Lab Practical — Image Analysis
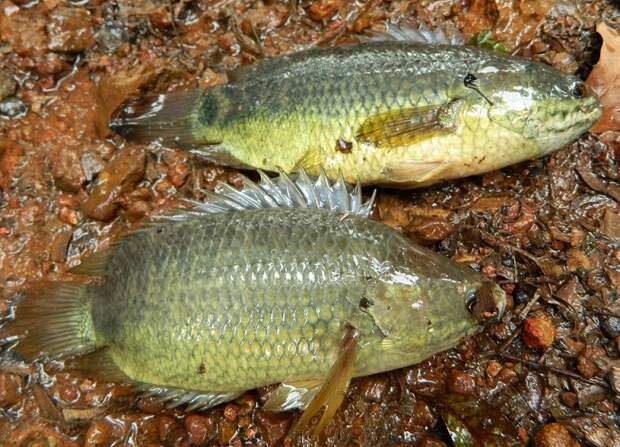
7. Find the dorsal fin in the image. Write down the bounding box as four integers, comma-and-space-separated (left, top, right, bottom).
360, 23, 464, 45
153, 169, 376, 223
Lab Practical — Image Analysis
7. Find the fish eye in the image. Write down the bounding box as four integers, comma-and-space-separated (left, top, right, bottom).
571, 82, 586, 98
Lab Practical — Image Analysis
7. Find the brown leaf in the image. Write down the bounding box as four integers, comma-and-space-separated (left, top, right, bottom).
94, 65, 161, 139
586, 23, 620, 133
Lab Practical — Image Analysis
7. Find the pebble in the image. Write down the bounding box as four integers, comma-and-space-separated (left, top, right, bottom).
600, 315, 620, 339
0, 373, 21, 407
49, 147, 85, 193
0, 71, 17, 102
81, 152, 105, 183
184, 414, 215, 445
47, 7, 95, 52
559, 391, 578, 408
59, 206, 80, 226
534, 423, 579, 447
95, 20, 128, 54
0, 97, 28, 119
35, 53, 70, 76
223, 403, 239, 422
447, 369, 476, 396
308, 0, 341, 21
167, 162, 191, 188
576, 346, 606, 379
0, 9, 48, 57
523, 316, 556, 349
254, 410, 292, 446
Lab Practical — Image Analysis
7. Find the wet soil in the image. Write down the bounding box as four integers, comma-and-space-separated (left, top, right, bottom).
1, 0, 619, 446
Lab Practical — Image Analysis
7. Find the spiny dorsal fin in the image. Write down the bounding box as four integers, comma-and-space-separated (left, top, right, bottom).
153, 168, 376, 223
360, 23, 464, 45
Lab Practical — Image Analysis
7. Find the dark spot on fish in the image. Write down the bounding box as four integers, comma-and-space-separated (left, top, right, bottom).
359, 296, 372, 310
336, 139, 353, 154
156, 226, 164, 234
427, 320, 432, 327
198, 94, 217, 125
478, 155, 487, 164
197, 363, 206, 374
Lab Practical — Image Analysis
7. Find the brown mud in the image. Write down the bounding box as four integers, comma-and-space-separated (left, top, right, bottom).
1, 0, 620, 446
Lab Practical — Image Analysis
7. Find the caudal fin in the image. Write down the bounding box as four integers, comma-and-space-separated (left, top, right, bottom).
109, 89, 204, 148
1, 283, 95, 361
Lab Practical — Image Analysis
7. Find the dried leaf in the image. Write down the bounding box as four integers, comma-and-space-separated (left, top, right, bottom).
586, 23, 620, 133
94, 65, 161, 138
601, 209, 620, 241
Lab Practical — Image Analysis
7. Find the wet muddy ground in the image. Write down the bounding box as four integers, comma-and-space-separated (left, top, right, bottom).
1, 0, 620, 445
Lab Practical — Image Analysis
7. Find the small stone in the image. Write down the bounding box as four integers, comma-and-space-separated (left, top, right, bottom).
601, 315, 620, 339
559, 391, 578, 408
486, 361, 502, 378
59, 206, 79, 226
0, 97, 28, 119
0, 9, 48, 57
254, 410, 292, 446
35, 53, 70, 76
223, 403, 239, 422
0, 373, 21, 407
167, 162, 190, 188
47, 7, 95, 53
81, 152, 105, 183
447, 369, 476, 396
185, 414, 215, 445
307, 0, 341, 21
534, 423, 579, 447
523, 316, 556, 349
576, 346, 607, 379
96, 19, 128, 54
49, 147, 85, 193
0, 71, 17, 102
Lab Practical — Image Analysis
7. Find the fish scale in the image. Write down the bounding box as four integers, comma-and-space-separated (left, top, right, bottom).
112, 38, 600, 187
2, 171, 507, 422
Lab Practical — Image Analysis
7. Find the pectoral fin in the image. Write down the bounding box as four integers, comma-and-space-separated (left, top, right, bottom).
384, 159, 454, 185
263, 379, 323, 412
355, 99, 463, 149
290, 325, 359, 437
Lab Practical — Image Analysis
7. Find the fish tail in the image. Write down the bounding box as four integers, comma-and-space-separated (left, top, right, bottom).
1, 283, 96, 361
109, 89, 208, 148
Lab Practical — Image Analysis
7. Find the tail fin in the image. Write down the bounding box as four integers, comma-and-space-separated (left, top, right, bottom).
1, 283, 95, 361
109, 89, 205, 148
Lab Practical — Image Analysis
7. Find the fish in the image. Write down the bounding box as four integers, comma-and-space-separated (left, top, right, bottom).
109, 26, 602, 188
1, 171, 506, 436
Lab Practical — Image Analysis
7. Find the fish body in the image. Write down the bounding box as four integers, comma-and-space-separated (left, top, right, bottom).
2, 173, 505, 421
113, 40, 601, 187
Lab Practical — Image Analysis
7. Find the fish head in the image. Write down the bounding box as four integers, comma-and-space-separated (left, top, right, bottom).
365, 255, 506, 354
467, 60, 601, 155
